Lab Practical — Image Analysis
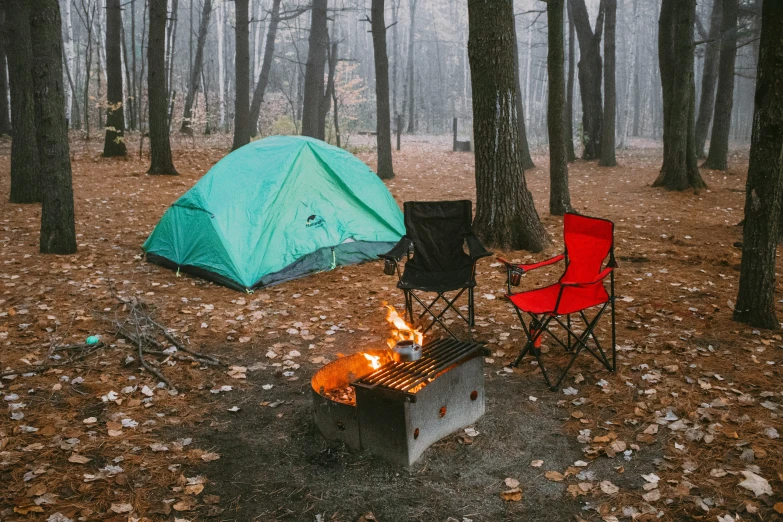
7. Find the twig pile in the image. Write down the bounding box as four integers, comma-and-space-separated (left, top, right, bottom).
99, 296, 222, 389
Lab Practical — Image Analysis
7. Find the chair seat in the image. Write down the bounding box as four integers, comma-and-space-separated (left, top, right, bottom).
398, 264, 476, 292
508, 282, 609, 315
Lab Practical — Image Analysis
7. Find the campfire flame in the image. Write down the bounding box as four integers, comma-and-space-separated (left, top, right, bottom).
385, 305, 424, 348
363, 353, 381, 370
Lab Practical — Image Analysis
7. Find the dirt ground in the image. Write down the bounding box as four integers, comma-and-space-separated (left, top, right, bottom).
0, 134, 781, 522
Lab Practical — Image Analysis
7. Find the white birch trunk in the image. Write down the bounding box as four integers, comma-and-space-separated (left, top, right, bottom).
619, 0, 638, 148
253, 1, 264, 81
524, 10, 533, 129
216, 0, 226, 126
63, 0, 76, 123
97, 0, 107, 83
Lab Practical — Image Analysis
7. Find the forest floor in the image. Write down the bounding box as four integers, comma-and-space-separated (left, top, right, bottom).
0, 134, 781, 522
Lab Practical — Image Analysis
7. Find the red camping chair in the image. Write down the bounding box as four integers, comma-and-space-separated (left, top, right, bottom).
500, 213, 617, 391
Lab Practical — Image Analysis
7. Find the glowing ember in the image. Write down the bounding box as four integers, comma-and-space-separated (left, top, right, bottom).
363, 353, 381, 370
385, 305, 424, 348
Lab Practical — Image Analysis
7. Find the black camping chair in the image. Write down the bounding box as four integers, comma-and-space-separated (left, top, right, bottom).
380, 200, 492, 338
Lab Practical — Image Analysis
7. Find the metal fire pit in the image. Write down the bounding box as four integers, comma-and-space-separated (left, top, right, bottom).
311, 338, 488, 467
311, 349, 394, 450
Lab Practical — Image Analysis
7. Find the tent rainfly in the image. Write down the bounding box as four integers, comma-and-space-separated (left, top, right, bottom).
143, 136, 405, 291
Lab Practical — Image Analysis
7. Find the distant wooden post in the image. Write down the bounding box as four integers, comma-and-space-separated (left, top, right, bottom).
396, 113, 402, 151
452, 117, 458, 152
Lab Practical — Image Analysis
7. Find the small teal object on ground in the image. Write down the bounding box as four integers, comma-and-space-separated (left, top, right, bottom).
86, 335, 100, 345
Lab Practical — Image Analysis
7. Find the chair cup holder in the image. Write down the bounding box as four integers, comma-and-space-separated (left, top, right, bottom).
510, 272, 522, 286
383, 259, 397, 276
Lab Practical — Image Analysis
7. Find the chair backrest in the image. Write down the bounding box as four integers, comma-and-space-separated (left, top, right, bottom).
561, 213, 614, 283
404, 200, 473, 272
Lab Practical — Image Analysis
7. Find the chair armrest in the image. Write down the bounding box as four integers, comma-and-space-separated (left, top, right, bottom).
378, 237, 412, 262
498, 253, 565, 273
561, 267, 614, 287
466, 235, 493, 260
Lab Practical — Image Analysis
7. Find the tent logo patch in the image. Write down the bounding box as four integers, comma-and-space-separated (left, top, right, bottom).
306, 214, 325, 228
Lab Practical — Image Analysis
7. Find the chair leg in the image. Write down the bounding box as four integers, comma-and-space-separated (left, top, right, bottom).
468, 286, 475, 327
610, 294, 617, 372
566, 314, 572, 352
405, 290, 413, 324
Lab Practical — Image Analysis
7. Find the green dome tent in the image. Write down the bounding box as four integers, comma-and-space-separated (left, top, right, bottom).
143, 136, 404, 291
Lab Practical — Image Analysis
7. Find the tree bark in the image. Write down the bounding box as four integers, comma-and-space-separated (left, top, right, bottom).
180, 0, 212, 135
62, 0, 76, 127
547, 0, 572, 215
512, 15, 535, 170
320, 38, 337, 140
467, 0, 549, 252
653, 0, 706, 191
147, 0, 177, 174
0, 11, 11, 135
4, 0, 40, 203
30, 0, 77, 254
371, 0, 394, 180
249, 0, 281, 137
694, 0, 722, 157
599, 0, 616, 166
565, 3, 576, 162
568, 0, 603, 160
405, 0, 417, 133
103, 0, 127, 157
216, 1, 226, 127
301, 0, 328, 139
391, 0, 399, 117
619, 0, 638, 149
704, 0, 738, 171
734, 0, 783, 329
232, 0, 250, 150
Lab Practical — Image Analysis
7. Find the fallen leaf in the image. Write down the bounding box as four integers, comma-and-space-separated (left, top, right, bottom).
599, 481, 619, 495
738, 470, 772, 497
110, 503, 133, 514
504, 477, 520, 488
545, 471, 564, 482
500, 487, 522, 502
68, 454, 91, 464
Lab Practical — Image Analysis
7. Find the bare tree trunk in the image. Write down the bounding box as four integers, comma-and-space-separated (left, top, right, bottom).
148, 0, 177, 174
301, 0, 327, 139
512, 14, 535, 170
121, 20, 135, 131
405, 0, 417, 133
249, 0, 283, 137
181, 0, 212, 135
83, 2, 96, 139
0, 11, 10, 135
467, 0, 549, 252
103, 0, 127, 157
216, 1, 226, 128
30, 0, 77, 254
371, 0, 394, 179
565, 2, 576, 161
62, 0, 76, 127
232, 0, 250, 150
5, 0, 40, 203
734, 0, 783, 329
547, 0, 572, 215
568, 0, 604, 160
694, 0, 722, 157
599, 0, 616, 166
653, 0, 706, 190
705, 0, 738, 171
319, 35, 336, 139
619, 0, 638, 149
391, 0, 399, 117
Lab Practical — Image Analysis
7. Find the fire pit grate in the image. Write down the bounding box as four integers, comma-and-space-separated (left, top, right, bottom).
352, 338, 488, 401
